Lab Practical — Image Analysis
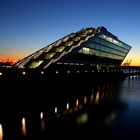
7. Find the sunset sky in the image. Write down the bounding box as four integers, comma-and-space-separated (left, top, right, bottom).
0, 0, 140, 65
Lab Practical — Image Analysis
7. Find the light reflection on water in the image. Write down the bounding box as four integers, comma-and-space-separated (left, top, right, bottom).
1, 75, 140, 139
108, 75, 140, 139
121, 75, 140, 99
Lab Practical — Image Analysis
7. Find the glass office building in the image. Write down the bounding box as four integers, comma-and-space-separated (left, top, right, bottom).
14, 26, 132, 69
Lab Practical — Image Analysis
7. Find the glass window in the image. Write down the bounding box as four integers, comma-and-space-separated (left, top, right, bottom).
98, 34, 131, 50
44, 53, 55, 59
73, 37, 81, 42
29, 60, 43, 68
85, 29, 94, 34
64, 41, 73, 46
79, 33, 87, 37
85, 41, 126, 57
79, 47, 95, 55
79, 47, 124, 60
94, 50, 124, 60
89, 49, 95, 55
55, 46, 65, 52
83, 47, 90, 54
89, 37, 128, 54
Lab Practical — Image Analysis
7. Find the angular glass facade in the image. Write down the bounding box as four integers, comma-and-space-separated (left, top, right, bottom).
14, 27, 132, 69
77, 27, 131, 65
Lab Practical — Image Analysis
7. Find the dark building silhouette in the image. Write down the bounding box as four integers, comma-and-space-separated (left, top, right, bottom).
14, 27, 131, 70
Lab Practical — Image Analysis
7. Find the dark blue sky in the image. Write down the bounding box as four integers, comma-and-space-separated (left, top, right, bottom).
0, 0, 140, 65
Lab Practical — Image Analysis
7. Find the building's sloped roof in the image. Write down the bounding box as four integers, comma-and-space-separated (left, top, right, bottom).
14, 28, 98, 69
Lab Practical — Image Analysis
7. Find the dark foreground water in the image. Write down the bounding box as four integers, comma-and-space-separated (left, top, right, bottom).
0, 75, 140, 140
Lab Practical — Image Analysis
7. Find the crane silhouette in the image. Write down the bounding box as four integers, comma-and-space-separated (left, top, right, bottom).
123, 59, 132, 66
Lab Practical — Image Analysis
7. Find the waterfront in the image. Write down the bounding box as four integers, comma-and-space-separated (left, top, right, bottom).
0, 75, 140, 139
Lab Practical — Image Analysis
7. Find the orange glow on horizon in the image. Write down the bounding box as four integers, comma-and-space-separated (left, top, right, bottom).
1, 57, 140, 66
0, 58, 19, 64
122, 53, 140, 66
0, 51, 140, 66
0, 55, 25, 64
0, 51, 30, 64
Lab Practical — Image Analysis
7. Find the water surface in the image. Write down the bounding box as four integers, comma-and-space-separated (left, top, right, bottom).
1, 75, 140, 139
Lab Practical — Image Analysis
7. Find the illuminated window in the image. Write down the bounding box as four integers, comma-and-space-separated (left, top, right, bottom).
64, 63, 68, 65
79, 49, 83, 53
29, 60, 43, 68
79, 47, 94, 55
94, 50, 123, 60
85, 29, 93, 34
98, 34, 127, 50
44, 53, 55, 59
73, 37, 81, 42
89, 49, 95, 55
83, 47, 90, 54
55, 46, 65, 52
57, 62, 62, 64
64, 41, 73, 46
79, 33, 87, 37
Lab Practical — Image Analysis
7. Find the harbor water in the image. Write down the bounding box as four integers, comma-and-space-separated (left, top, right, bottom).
0, 75, 140, 139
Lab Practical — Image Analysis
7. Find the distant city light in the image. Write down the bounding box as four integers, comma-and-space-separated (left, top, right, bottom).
67, 70, 70, 74
41, 71, 44, 74
40, 112, 44, 119
22, 71, 26, 75
66, 103, 69, 110
55, 107, 58, 114
84, 96, 87, 104
76, 99, 79, 107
